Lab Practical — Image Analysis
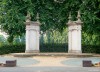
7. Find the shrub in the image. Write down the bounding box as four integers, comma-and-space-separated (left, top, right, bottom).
82, 45, 100, 53
0, 44, 100, 55
0, 44, 25, 55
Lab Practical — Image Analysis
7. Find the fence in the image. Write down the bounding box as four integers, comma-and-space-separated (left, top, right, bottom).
40, 29, 68, 52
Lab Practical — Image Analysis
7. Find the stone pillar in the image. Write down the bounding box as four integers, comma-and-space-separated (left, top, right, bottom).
25, 12, 40, 53
67, 11, 83, 53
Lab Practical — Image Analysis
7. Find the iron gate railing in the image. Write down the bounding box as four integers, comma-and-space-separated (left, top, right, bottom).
40, 30, 68, 52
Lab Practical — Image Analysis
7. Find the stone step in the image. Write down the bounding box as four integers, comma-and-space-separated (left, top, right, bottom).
11, 53, 93, 58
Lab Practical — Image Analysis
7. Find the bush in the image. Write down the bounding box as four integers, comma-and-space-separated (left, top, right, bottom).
0, 44, 100, 55
82, 45, 100, 53
0, 44, 25, 55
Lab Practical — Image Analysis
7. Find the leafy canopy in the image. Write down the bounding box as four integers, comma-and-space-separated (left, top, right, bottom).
0, 0, 100, 35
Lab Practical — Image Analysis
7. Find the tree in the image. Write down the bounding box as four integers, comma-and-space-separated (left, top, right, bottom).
0, 35, 7, 46
0, 0, 100, 44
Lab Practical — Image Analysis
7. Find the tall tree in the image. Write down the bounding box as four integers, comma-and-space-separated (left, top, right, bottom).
0, 0, 100, 43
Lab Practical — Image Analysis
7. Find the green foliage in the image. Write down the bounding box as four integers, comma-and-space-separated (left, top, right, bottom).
0, 44, 100, 55
0, 0, 100, 45
40, 29, 68, 44
0, 44, 25, 55
0, 0, 26, 36
82, 45, 100, 53
0, 35, 7, 46
78, 0, 100, 35
13, 35, 25, 45
13, 36, 21, 45
82, 32, 100, 45
7, 35, 14, 44
40, 29, 68, 52
0, 0, 100, 35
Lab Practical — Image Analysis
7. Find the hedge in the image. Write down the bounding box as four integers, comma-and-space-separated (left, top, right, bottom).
82, 45, 100, 53
0, 44, 25, 55
0, 44, 100, 55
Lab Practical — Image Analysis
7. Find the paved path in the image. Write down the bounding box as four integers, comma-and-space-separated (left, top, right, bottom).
30, 56, 67, 67
1, 56, 100, 67
1, 55, 100, 72
0, 67, 100, 72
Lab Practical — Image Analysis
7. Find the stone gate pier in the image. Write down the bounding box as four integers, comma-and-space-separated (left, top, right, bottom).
67, 11, 83, 53
25, 13, 40, 53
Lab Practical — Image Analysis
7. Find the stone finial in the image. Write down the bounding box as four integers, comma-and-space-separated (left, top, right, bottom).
77, 10, 81, 22
68, 12, 72, 24
68, 12, 71, 20
26, 11, 31, 22
36, 13, 39, 22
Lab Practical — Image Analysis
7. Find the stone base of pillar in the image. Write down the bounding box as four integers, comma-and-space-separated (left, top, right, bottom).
68, 50, 82, 53
25, 50, 39, 53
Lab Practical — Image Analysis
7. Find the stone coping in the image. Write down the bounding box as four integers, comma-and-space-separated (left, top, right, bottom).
10, 53, 96, 58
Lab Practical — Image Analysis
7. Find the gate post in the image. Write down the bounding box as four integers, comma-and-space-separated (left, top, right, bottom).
67, 11, 83, 53
25, 12, 40, 53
